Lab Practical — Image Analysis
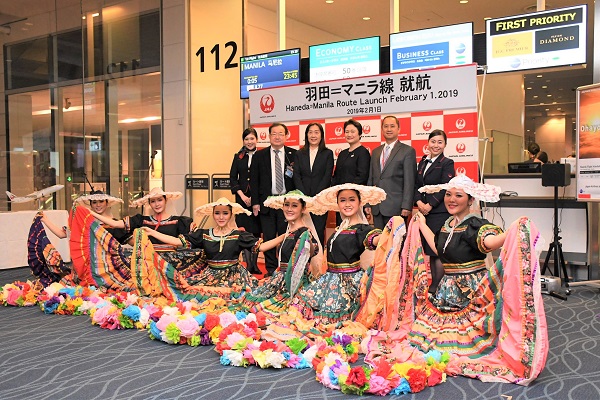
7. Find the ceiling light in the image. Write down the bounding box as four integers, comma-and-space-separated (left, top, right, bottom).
541, 85, 547, 89
82, 16, 86, 20
526, 87, 532, 90
533, 95, 538, 98
537, 75, 543, 78
557, 107, 561, 110
553, 102, 557, 104
92, 12, 99, 17
484, 17, 491, 20
546, 94, 552, 97
325, 0, 334, 3
545, 108, 550, 111
460, 0, 468, 3
362, 17, 371, 20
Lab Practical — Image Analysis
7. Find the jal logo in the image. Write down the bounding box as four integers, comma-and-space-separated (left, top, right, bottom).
456, 143, 466, 153
260, 94, 275, 113
260, 131, 267, 140
422, 144, 430, 154
335, 148, 342, 156
455, 118, 466, 130
363, 125, 371, 134
422, 121, 432, 131
334, 127, 343, 136
456, 166, 467, 175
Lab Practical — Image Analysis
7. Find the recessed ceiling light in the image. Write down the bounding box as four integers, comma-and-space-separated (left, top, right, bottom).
92, 12, 99, 17
545, 108, 550, 111
547, 94, 552, 97
533, 95, 538, 98
537, 75, 543, 78
82, 16, 86, 20
541, 85, 548, 89
325, 0, 334, 3
553, 102, 557, 104
557, 107, 561, 110
484, 17, 491, 20
460, 0, 469, 3
526, 87, 532, 90
362, 16, 371, 20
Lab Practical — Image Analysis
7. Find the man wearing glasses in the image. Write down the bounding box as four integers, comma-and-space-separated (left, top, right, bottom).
250, 123, 297, 276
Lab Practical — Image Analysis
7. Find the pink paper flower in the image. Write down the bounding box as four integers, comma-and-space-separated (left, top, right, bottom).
176, 317, 200, 338
156, 314, 178, 331
219, 312, 237, 328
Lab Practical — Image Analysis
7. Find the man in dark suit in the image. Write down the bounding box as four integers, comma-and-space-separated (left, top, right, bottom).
250, 122, 297, 275
365, 115, 417, 230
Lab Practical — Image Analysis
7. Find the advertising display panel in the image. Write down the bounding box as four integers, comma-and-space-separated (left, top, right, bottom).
576, 83, 600, 201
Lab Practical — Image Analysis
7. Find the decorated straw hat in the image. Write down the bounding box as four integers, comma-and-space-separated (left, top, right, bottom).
194, 197, 251, 216
131, 187, 183, 207
315, 183, 386, 211
75, 190, 124, 207
263, 190, 326, 215
419, 174, 501, 203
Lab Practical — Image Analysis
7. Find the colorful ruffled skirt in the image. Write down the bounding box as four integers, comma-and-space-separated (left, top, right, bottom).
361, 216, 548, 385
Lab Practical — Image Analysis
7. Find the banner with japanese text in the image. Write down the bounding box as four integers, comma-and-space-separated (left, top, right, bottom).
249, 64, 480, 181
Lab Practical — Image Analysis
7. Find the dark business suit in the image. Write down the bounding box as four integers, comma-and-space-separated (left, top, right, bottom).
230, 149, 261, 236
293, 147, 334, 245
414, 154, 455, 255
368, 141, 417, 229
250, 145, 297, 273
331, 145, 371, 186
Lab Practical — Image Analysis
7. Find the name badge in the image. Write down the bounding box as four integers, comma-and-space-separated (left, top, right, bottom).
285, 165, 293, 178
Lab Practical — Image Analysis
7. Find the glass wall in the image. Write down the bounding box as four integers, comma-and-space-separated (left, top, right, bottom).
3, 0, 160, 215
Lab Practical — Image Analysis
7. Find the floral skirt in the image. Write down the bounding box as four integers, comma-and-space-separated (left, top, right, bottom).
182, 263, 258, 303
28, 214, 73, 287
242, 269, 309, 317
290, 270, 364, 326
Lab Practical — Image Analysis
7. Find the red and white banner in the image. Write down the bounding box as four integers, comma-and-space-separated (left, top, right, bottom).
250, 65, 479, 181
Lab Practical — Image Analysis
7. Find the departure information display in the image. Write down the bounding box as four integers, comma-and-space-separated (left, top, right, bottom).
240, 48, 300, 99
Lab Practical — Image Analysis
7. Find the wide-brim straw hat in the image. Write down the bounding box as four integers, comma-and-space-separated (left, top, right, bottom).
75, 192, 123, 207
419, 174, 501, 203
131, 187, 183, 207
194, 197, 251, 216
263, 190, 327, 215
315, 183, 386, 211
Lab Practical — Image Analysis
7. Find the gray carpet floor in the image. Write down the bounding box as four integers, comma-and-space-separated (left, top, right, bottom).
1, 266, 599, 400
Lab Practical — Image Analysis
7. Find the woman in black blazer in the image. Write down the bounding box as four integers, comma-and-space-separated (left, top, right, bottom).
293, 122, 334, 245
230, 128, 261, 272
331, 119, 371, 186
414, 129, 455, 294
331, 119, 371, 225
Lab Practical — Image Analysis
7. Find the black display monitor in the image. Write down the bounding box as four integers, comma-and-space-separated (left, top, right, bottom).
508, 162, 542, 173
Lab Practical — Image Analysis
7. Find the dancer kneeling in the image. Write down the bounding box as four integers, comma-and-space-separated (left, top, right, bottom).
290, 184, 385, 326
143, 197, 285, 302
363, 174, 548, 385
243, 190, 323, 317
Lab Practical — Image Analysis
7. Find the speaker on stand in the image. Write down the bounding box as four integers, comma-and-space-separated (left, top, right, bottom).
540, 162, 571, 300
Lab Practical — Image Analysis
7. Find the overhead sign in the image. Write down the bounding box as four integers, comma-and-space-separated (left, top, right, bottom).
486, 5, 587, 73
390, 22, 473, 72
309, 36, 380, 82
240, 48, 300, 99
249, 64, 477, 123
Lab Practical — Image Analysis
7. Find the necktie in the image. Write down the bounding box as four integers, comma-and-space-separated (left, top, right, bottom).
423, 158, 432, 174
381, 145, 390, 169
274, 149, 284, 194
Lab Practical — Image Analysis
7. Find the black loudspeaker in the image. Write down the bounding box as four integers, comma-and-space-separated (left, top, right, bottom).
542, 162, 571, 187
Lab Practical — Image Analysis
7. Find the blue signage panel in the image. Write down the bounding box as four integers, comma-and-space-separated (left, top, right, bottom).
240, 49, 300, 99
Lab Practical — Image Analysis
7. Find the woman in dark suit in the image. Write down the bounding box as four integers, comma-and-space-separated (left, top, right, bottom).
331, 119, 371, 225
293, 122, 334, 245
230, 127, 261, 272
414, 129, 455, 294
